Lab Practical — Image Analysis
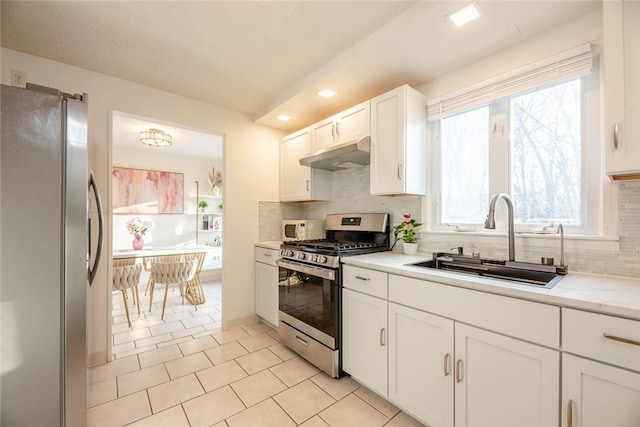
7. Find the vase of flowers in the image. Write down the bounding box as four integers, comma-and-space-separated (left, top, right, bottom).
126, 217, 154, 250
394, 214, 423, 255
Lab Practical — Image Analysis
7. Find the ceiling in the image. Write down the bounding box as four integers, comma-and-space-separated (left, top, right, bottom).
2, 1, 601, 135
111, 111, 223, 160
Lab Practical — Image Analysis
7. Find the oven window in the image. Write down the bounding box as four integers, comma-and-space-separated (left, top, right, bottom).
278, 268, 338, 339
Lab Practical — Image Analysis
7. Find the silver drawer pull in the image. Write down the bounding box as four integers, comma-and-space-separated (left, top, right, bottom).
455, 359, 463, 383
444, 353, 451, 377
380, 328, 386, 346
355, 276, 371, 281
295, 336, 309, 347
613, 122, 619, 150
263, 253, 273, 257
603, 333, 640, 347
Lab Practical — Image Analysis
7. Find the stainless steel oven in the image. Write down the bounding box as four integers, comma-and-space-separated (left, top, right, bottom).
277, 213, 390, 378
278, 258, 340, 377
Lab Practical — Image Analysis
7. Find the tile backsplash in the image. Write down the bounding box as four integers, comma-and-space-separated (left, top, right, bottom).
259, 170, 640, 279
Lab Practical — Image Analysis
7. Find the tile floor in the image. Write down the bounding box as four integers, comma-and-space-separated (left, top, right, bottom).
87, 278, 426, 427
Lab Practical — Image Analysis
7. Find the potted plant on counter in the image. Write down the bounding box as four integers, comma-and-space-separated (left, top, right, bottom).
198, 200, 209, 213
395, 213, 423, 255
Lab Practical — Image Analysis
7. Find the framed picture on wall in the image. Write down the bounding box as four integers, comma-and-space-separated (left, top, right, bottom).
112, 166, 184, 214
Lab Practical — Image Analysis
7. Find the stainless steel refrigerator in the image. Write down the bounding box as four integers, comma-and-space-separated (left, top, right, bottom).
1, 83, 104, 426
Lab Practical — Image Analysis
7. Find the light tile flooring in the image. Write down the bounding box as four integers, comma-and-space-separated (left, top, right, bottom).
88, 278, 426, 427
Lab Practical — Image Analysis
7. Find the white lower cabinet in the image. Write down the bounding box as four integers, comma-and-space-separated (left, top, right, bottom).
343, 266, 562, 427
342, 288, 388, 397
454, 323, 559, 427
388, 302, 454, 426
255, 247, 279, 326
562, 354, 640, 427
561, 308, 640, 427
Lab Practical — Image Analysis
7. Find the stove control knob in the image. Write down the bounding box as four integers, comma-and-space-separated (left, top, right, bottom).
317, 255, 327, 264
281, 249, 293, 257
297, 252, 306, 260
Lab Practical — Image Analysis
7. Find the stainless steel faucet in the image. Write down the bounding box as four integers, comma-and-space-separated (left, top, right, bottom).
485, 193, 516, 262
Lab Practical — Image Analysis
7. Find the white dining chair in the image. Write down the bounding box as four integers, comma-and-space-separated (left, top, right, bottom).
112, 263, 143, 328
148, 258, 198, 320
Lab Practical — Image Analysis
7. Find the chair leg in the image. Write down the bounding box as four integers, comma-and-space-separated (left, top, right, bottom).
144, 276, 152, 296
121, 290, 131, 328
148, 279, 155, 313
161, 283, 170, 320
133, 286, 140, 316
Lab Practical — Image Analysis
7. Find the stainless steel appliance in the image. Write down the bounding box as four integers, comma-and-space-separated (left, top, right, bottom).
282, 219, 325, 242
277, 213, 390, 378
1, 84, 104, 426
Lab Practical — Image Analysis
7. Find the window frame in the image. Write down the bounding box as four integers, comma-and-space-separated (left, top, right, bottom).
428, 61, 601, 236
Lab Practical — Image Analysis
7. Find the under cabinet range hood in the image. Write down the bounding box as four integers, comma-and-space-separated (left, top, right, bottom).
299, 136, 370, 171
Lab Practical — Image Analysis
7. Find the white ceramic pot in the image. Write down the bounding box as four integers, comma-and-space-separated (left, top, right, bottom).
403, 242, 418, 255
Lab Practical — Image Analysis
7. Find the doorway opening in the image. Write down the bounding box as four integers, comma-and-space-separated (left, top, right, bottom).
108, 110, 224, 360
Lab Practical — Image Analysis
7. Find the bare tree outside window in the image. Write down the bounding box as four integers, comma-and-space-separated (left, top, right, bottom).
510, 79, 581, 224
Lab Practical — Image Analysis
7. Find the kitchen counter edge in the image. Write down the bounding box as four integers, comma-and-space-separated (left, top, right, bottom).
255, 241, 281, 251
341, 252, 640, 321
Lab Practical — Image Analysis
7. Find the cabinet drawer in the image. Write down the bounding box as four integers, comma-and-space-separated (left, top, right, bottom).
255, 246, 279, 267
563, 308, 640, 372
389, 274, 559, 348
343, 265, 387, 298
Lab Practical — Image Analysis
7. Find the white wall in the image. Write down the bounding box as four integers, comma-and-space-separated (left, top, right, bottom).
1, 48, 284, 365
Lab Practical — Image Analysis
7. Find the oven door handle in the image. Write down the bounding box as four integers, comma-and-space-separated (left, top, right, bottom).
276, 259, 336, 281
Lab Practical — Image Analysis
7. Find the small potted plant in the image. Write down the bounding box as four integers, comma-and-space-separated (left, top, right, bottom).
395, 213, 423, 255
198, 200, 209, 213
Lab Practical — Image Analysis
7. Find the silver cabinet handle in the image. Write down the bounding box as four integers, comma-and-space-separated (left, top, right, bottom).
455, 359, 463, 383
336, 121, 341, 137
603, 333, 640, 347
263, 253, 273, 257
306, 180, 310, 191
397, 164, 403, 180
355, 275, 371, 281
567, 399, 573, 427
613, 122, 619, 150
295, 336, 309, 347
444, 353, 451, 377
331, 123, 335, 137
380, 328, 386, 346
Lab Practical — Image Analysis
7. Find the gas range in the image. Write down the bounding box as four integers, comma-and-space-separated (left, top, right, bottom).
279, 213, 391, 269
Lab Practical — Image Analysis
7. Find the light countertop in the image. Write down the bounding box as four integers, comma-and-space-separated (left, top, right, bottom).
342, 252, 640, 321
255, 241, 281, 250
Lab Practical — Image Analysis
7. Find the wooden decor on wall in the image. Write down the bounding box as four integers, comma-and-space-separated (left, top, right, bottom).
112, 167, 184, 214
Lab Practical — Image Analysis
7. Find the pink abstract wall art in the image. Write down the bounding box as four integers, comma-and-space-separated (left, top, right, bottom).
112, 167, 184, 214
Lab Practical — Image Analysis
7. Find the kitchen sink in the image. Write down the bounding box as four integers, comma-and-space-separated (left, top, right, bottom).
407, 254, 566, 288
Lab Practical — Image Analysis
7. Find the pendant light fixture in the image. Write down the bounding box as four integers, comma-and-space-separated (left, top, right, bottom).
139, 128, 172, 147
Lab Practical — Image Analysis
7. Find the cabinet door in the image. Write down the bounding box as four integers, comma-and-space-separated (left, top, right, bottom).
388, 303, 454, 427
336, 100, 370, 144
562, 354, 640, 427
605, 0, 640, 178
310, 117, 336, 152
454, 324, 559, 427
280, 128, 312, 201
370, 86, 407, 195
342, 288, 388, 397
255, 261, 278, 326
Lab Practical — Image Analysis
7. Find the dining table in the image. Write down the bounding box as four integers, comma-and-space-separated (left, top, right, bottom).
113, 247, 209, 305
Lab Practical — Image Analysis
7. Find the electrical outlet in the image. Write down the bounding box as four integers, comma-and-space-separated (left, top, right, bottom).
11, 70, 27, 88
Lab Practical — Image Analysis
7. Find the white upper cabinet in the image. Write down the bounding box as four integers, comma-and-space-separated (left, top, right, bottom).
310, 100, 370, 152
604, 0, 640, 179
370, 85, 427, 195
279, 127, 333, 202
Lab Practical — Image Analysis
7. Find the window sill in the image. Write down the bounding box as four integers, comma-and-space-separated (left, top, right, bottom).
420, 230, 620, 252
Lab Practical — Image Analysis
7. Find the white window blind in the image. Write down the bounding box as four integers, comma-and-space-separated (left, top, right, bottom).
427, 43, 593, 121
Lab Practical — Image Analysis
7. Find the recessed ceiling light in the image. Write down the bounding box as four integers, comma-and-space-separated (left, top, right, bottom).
277, 114, 291, 121
448, 1, 481, 28
318, 88, 336, 98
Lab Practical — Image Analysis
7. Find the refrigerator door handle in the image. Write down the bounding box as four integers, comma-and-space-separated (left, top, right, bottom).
88, 171, 104, 285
